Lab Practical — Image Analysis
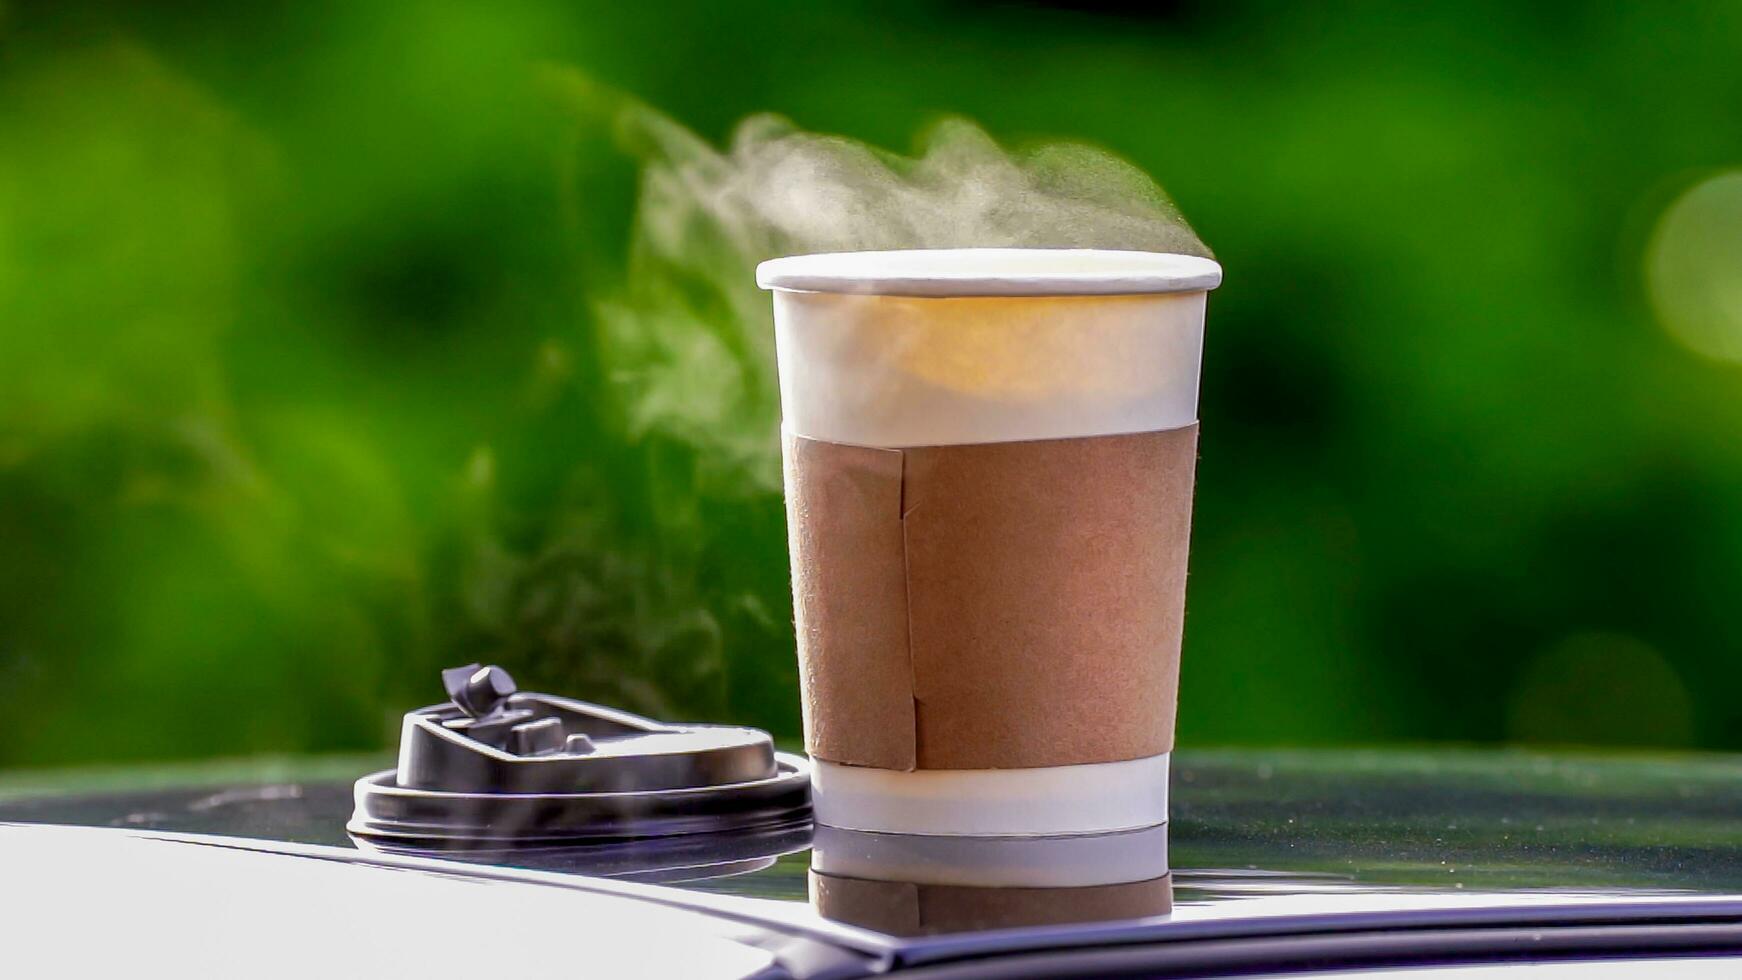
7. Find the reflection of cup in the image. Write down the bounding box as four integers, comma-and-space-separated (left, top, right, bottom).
809, 824, 1173, 935
759, 249, 1221, 836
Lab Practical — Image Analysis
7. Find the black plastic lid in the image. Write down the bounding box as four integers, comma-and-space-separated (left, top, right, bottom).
348, 665, 810, 848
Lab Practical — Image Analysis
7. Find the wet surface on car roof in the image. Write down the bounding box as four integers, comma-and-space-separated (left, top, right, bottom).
6, 747, 1742, 933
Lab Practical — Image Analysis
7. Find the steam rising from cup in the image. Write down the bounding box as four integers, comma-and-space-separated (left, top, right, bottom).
550, 68, 1213, 486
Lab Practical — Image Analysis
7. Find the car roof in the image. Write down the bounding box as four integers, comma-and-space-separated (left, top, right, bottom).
8, 747, 1742, 976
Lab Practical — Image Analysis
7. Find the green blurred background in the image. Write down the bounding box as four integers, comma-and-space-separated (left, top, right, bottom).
4, 0, 1742, 769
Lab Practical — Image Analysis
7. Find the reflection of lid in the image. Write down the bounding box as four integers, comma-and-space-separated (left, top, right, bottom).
348, 665, 810, 848
353, 824, 814, 885
756, 248, 1223, 297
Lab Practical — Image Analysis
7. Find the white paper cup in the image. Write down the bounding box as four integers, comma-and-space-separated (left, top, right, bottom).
759, 248, 1220, 836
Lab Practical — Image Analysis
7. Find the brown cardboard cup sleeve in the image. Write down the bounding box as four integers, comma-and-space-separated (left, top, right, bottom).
783, 424, 1198, 772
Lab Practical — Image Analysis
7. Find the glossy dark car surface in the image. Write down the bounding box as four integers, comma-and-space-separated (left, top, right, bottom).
7, 748, 1742, 976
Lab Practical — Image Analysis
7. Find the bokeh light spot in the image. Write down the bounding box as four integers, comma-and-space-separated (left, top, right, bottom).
1646, 171, 1742, 363
1505, 633, 1693, 747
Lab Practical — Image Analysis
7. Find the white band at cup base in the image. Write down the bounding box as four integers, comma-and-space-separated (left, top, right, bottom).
810, 753, 1170, 837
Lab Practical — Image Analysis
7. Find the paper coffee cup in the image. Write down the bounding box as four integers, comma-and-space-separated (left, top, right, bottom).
759, 248, 1221, 836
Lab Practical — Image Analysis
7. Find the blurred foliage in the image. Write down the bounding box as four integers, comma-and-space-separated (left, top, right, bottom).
4, 0, 1742, 766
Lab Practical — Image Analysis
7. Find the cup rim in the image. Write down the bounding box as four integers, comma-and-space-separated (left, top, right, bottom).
756, 248, 1222, 298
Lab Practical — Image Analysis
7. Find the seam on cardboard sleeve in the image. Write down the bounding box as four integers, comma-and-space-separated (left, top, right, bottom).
899, 448, 922, 771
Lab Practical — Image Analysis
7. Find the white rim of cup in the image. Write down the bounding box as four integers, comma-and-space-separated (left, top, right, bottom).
756, 248, 1223, 297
